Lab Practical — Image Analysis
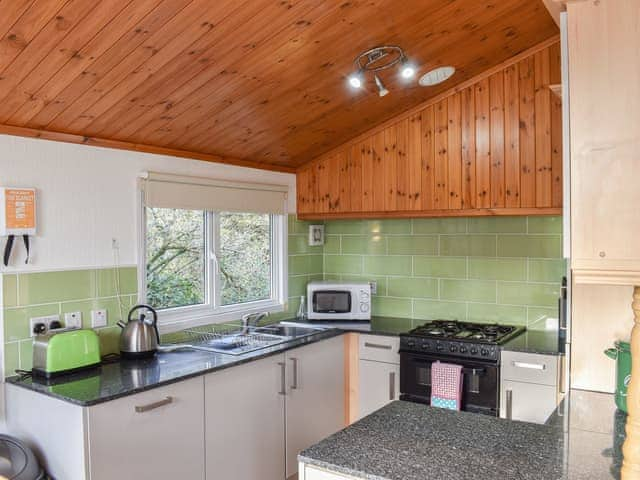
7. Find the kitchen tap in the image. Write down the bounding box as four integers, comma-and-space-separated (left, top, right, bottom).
241, 312, 269, 333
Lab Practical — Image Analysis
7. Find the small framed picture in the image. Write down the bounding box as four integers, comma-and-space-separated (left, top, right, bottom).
308, 225, 324, 246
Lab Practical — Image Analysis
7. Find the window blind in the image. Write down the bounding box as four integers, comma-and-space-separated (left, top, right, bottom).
142, 172, 288, 214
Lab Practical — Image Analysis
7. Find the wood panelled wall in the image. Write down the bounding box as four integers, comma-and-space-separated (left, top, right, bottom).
297, 40, 562, 219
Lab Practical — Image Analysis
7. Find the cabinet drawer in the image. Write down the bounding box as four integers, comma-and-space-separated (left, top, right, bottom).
358, 335, 400, 363
501, 351, 558, 386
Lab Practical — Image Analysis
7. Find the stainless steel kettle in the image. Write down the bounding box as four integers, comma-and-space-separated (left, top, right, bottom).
117, 304, 160, 359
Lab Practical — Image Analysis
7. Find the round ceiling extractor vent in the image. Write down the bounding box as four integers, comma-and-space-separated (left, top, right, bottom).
419, 66, 455, 87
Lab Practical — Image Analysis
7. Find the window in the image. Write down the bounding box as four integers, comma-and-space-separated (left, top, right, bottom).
139, 173, 288, 329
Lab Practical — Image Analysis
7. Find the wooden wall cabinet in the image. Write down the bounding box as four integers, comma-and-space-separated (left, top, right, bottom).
567, 0, 640, 285
297, 40, 563, 220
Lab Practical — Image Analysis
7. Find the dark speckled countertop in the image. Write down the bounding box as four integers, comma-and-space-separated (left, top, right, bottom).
6, 328, 342, 406
300, 390, 625, 480
5, 316, 561, 406
502, 328, 563, 356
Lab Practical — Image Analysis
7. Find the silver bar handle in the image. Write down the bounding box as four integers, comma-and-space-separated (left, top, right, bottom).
364, 342, 392, 350
278, 362, 286, 395
290, 357, 299, 390
135, 396, 173, 413
512, 361, 546, 370
506, 389, 513, 420
389, 371, 395, 400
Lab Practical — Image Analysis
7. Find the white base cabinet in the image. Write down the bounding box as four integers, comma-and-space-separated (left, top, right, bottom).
6, 336, 345, 480
357, 335, 400, 420
500, 351, 561, 424
205, 354, 285, 480
6, 377, 205, 480
358, 360, 399, 419
87, 377, 205, 480
286, 335, 345, 477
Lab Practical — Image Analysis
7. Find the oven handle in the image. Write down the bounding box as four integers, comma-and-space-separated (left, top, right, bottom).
405, 356, 491, 375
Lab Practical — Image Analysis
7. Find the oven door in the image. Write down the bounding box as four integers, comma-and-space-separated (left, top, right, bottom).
399, 352, 499, 415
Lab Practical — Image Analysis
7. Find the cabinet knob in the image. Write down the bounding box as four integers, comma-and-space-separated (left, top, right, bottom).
599, 251, 606, 258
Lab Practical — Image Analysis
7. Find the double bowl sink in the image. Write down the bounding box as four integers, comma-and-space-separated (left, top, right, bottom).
165, 322, 328, 356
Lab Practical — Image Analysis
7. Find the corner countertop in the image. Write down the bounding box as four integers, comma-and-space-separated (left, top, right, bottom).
6, 328, 343, 407
300, 390, 625, 480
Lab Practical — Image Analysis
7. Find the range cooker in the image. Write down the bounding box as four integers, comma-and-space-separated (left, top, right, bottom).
399, 320, 525, 416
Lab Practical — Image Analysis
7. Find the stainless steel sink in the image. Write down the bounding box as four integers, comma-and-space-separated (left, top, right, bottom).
159, 322, 327, 356
254, 323, 325, 338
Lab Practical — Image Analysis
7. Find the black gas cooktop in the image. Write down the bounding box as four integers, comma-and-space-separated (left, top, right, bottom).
399, 320, 525, 362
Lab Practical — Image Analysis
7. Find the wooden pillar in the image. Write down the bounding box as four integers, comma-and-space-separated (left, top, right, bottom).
622, 286, 640, 478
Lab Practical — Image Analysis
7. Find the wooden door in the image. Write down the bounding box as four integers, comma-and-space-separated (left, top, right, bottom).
285, 336, 345, 477
205, 354, 286, 480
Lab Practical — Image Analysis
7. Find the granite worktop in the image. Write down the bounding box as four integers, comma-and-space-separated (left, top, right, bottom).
502, 328, 563, 356
299, 390, 624, 480
6, 316, 561, 407
6, 327, 342, 406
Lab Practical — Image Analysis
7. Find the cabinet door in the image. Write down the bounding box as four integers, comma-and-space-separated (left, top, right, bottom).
358, 360, 399, 419
205, 354, 285, 480
568, 0, 640, 274
500, 380, 557, 424
286, 336, 345, 477
87, 377, 205, 480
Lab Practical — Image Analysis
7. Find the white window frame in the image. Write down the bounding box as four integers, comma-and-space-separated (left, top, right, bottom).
137, 190, 287, 332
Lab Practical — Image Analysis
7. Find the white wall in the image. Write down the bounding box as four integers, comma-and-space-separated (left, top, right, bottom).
0, 134, 296, 273
0, 134, 296, 431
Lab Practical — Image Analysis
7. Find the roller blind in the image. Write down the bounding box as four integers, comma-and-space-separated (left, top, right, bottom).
142, 172, 288, 214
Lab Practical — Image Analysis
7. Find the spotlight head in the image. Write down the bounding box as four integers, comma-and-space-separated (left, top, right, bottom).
400, 59, 416, 79
348, 71, 364, 89
374, 74, 389, 97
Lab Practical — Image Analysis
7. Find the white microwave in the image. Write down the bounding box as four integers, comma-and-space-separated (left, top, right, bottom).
307, 281, 371, 320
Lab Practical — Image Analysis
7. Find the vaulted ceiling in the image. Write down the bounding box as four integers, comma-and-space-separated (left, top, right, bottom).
0, 0, 558, 171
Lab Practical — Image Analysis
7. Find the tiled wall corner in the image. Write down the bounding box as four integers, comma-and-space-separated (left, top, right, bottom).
3, 267, 138, 374
323, 216, 565, 330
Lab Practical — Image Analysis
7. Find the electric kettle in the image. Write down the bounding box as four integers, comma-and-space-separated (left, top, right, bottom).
117, 304, 160, 359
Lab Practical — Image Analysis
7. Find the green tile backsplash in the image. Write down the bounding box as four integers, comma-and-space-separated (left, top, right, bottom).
2, 215, 563, 377
321, 215, 565, 330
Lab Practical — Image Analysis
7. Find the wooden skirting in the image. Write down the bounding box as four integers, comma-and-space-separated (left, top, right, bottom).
299, 207, 562, 221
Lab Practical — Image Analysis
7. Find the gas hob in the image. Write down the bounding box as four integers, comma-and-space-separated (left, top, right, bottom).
399, 320, 525, 362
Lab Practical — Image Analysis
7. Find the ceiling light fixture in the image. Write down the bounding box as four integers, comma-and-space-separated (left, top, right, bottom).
374, 74, 389, 97
419, 66, 456, 87
347, 45, 417, 95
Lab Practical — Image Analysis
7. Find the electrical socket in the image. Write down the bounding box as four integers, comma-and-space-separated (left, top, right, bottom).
91, 309, 107, 328
369, 281, 377, 295
30, 314, 61, 337
64, 311, 82, 329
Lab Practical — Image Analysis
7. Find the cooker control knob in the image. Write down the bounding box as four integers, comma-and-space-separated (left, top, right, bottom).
480, 348, 489, 356
422, 342, 430, 349
436, 343, 444, 352
459, 346, 467, 353
470, 347, 478, 355
407, 341, 416, 347
449, 345, 457, 353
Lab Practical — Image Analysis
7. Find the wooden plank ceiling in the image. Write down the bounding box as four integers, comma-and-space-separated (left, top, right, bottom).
0, 0, 558, 171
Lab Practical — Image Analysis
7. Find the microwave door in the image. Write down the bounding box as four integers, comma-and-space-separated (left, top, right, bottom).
313, 290, 352, 314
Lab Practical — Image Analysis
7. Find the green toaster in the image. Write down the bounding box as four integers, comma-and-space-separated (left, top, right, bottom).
32, 329, 101, 378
